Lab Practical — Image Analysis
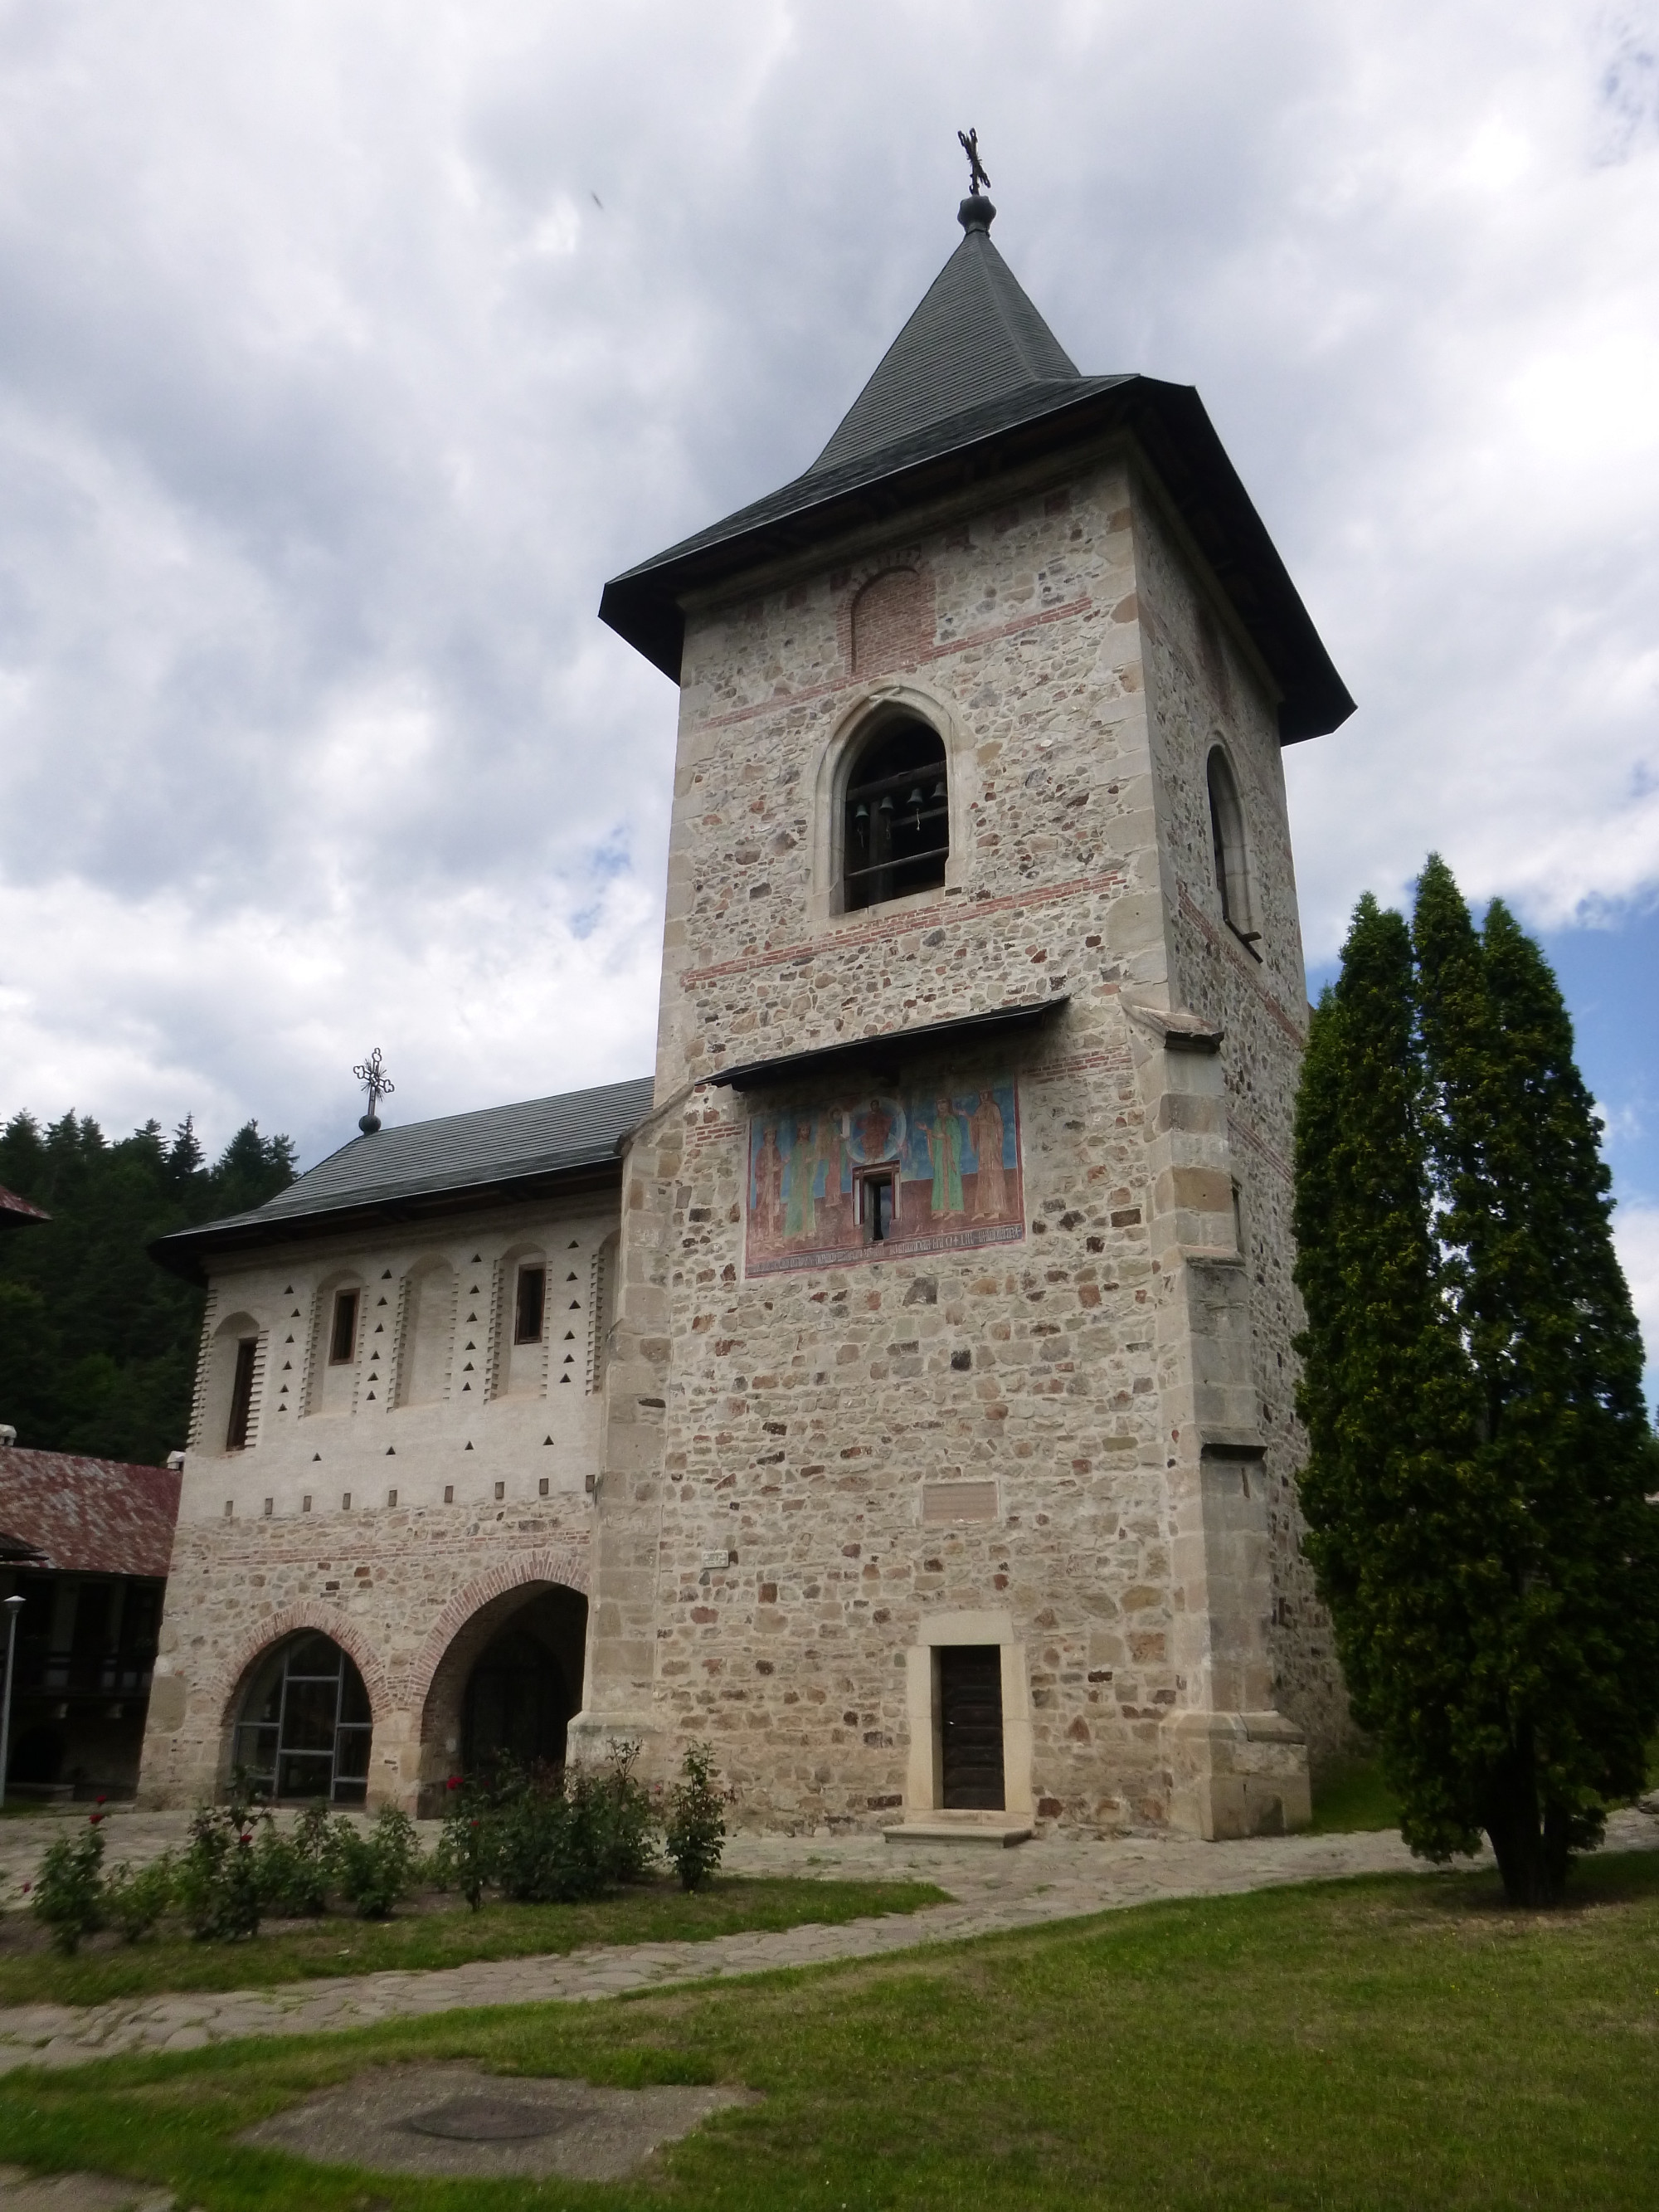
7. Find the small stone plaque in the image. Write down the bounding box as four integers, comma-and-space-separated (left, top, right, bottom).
922, 1480, 998, 1525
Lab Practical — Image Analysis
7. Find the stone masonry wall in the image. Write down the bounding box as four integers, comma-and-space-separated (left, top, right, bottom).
582, 436, 1328, 1834
1134, 487, 1352, 1764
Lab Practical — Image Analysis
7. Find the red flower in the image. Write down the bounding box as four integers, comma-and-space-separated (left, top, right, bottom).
447, 1774, 463, 1791
89, 1813, 103, 1827
95, 1794, 107, 1805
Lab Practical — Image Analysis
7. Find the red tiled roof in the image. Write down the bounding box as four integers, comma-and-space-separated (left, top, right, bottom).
0, 1184, 50, 1230
0, 1448, 181, 1577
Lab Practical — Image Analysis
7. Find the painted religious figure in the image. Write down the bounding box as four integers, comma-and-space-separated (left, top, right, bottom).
746, 1076, 1023, 1275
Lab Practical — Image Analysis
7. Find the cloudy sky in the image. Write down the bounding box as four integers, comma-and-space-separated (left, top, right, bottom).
1, 0, 1656, 1386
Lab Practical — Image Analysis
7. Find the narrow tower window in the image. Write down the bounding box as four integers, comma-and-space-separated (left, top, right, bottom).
514, 1264, 547, 1345
842, 719, 948, 911
225, 1338, 258, 1451
328, 1289, 359, 1365
1206, 747, 1258, 952
858, 1168, 898, 1245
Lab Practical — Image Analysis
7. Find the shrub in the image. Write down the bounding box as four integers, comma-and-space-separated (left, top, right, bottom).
431, 1775, 494, 1911
493, 1767, 606, 1904
585, 1741, 658, 1885
331, 1805, 421, 1919
255, 1800, 333, 1917
664, 1742, 727, 1893
31, 1813, 108, 1954
429, 1747, 659, 1909
105, 1851, 175, 1942
178, 1799, 262, 1942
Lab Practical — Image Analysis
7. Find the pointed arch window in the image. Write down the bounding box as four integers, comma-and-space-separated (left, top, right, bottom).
842, 719, 948, 911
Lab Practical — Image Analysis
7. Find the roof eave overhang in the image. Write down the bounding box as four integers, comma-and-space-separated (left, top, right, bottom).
600, 377, 1355, 745
148, 1152, 628, 1288
711, 994, 1068, 1096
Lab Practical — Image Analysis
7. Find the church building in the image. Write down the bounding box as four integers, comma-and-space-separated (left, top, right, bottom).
144, 173, 1355, 1839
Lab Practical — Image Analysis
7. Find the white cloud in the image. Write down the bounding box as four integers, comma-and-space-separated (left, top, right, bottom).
0, 0, 1656, 1167
0, 865, 661, 1167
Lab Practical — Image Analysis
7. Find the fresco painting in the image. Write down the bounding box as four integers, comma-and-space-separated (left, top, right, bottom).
745, 1077, 1024, 1275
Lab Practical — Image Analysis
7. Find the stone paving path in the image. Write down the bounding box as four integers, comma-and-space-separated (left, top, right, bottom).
0, 1805, 1653, 2077
0, 2167, 173, 2212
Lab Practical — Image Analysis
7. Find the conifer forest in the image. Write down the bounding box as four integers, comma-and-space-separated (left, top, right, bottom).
0, 1112, 295, 1467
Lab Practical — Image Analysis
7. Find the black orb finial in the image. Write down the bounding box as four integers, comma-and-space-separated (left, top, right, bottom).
956, 126, 995, 234
353, 1046, 395, 1136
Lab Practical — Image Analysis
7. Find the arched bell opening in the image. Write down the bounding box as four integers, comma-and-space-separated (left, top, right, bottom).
229, 1630, 373, 1805
416, 1581, 587, 1811
840, 717, 949, 911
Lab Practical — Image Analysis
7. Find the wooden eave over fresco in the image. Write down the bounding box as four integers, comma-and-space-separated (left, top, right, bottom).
712, 995, 1068, 1097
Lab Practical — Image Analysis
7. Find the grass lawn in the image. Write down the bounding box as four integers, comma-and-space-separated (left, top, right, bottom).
0, 1876, 949, 2008
1308, 1756, 1402, 1834
1, 1849, 1655, 2210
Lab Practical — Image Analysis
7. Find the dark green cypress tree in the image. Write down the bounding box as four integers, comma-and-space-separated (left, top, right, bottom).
1292, 894, 1490, 1866
1297, 860, 1659, 1907
1412, 857, 1659, 1903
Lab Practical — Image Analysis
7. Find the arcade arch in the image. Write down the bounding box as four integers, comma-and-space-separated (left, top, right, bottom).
229, 1630, 373, 1805
415, 1579, 587, 1811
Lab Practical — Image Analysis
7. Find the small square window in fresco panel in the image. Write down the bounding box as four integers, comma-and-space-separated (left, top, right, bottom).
746, 1077, 1024, 1275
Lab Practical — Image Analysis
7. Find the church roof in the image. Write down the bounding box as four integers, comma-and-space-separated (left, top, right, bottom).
600, 197, 1353, 744
0, 1445, 181, 1577
150, 1076, 655, 1284
0, 1182, 50, 1233
807, 202, 1080, 474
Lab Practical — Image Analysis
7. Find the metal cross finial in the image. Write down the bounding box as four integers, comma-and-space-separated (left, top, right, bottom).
353, 1047, 395, 1135
957, 128, 990, 197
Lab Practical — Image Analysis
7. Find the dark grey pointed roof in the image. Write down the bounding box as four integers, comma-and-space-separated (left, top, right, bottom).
150, 1076, 654, 1283
600, 196, 1355, 744
810, 208, 1079, 475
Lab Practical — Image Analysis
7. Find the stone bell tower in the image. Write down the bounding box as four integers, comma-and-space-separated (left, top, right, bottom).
572, 172, 1355, 1838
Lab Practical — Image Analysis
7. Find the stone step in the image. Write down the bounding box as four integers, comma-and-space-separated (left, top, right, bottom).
882, 1817, 1033, 1848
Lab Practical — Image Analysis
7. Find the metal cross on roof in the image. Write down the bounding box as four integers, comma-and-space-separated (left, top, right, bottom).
353, 1047, 395, 1134
957, 127, 990, 197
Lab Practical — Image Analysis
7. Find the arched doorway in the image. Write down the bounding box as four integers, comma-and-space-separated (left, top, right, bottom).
461, 1587, 587, 1776
231, 1631, 372, 1804
415, 1579, 588, 1807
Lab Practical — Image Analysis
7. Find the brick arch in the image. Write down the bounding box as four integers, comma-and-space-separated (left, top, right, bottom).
845, 562, 935, 677
216, 1604, 394, 1727
401, 1543, 589, 1717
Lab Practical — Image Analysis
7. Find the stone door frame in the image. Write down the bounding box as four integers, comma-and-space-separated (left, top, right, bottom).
902, 1610, 1034, 1820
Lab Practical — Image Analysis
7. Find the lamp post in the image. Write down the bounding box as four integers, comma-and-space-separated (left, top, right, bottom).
0, 1592, 25, 1811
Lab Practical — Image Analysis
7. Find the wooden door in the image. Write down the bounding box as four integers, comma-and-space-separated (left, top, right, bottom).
938, 1644, 1005, 1810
